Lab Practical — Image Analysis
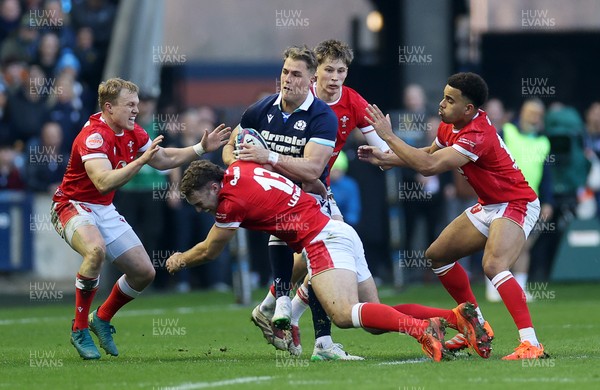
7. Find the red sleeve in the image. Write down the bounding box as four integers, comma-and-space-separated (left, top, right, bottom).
79, 127, 112, 162
434, 123, 448, 149
352, 91, 372, 131
452, 126, 488, 162
215, 194, 246, 229
134, 125, 151, 152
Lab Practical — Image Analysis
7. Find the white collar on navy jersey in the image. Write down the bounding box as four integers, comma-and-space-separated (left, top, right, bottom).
272, 90, 314, 112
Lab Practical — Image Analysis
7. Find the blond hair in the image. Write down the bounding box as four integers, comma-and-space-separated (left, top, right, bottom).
98, 78, 139, 111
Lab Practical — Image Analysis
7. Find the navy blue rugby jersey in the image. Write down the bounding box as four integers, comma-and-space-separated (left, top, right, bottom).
240, 92, 337, 185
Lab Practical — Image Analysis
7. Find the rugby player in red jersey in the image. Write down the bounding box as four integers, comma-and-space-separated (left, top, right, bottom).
166, 160, 490, 362
51, 78, 230, 359
359, 72, 548, 360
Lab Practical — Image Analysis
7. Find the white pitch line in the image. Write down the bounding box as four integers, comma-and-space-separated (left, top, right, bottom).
0, 304, 240, 326
169, 376, 272, 389
379, 357, 430, 365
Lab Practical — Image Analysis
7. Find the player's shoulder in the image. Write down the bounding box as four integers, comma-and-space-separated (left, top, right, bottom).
342, 85, 365, 100
437, 121, 452, 134
468, 110, 495, 133
131, 123, 149, 138
81, 113, 112, 135
75, 113, 113, 148
342, 85, 369, 110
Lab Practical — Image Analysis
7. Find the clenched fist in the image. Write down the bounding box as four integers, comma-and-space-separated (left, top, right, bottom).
166, 252, 186, 274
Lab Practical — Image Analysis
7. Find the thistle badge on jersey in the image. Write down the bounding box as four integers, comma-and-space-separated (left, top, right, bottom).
293, 120, 307, 131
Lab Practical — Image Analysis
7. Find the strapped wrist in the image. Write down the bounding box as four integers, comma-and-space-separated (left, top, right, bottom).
268, 151, 279, 166
193, 143, 205, 157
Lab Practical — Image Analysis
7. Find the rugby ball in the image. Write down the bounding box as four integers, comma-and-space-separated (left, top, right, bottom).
235, 128, 269, 150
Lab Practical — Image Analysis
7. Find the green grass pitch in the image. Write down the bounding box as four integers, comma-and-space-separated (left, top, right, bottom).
1, 283, 599, 389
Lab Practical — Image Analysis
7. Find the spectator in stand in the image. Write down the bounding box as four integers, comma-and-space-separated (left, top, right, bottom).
73, 26, 101, 107
71, 0, 117, 60
1, 58, 27, 94
25, 120, 68, 193
48, 71, 88, 152
7, 64, 50, 147
22, 0, 43, 13
483, 98, 510, 133
0, 81, 10, 146
31, 32, 61, 78
0, 0, 21, 43
0, 140, 25, 190
402, 116, 451, 284
39, 0, 76, 49
0, 15, 40, 64
530, 106, 590, 281
396, 84, 430, 146
584, 102, 600, 218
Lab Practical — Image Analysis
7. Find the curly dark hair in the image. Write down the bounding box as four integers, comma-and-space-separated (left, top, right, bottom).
314, 39, 354, 67
447, 72, 489, 108
180, 160, 225, 198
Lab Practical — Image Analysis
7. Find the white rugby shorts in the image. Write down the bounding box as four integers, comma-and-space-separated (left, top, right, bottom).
303, 219, 372, 282
51, 200, 141, 261
465, 198, 540, 239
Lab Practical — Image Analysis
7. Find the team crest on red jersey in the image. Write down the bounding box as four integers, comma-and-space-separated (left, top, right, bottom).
340, 115, 349, 128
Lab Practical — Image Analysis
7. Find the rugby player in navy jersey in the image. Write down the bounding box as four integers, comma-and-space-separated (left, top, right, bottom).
222, 45, 362, 359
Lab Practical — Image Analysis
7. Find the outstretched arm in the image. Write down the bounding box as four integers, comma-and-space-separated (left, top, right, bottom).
363, 104, 468, 176
166, 225, 237, 274
148, 124, 231, 170
358, 140, 440, 170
